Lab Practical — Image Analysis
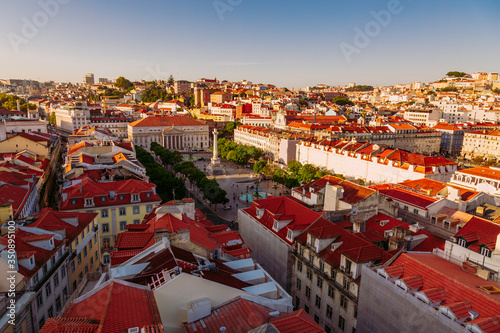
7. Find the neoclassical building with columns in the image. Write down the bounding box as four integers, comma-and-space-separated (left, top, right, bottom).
127, 115, 209, 150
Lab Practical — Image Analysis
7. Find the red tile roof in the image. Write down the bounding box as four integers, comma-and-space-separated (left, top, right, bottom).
129, 115, 206, 127
454, 216, 500, 253
269, 309, 324, 333
388, 253, 500, 319
114, 232, 155, 250
243, 196, 323, 245
371, 185, 438, 209
53, 280, 163, 333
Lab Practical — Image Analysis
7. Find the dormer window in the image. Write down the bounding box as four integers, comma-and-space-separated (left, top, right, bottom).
145, 192, 151, 198
481, 247, 491, 258
287, 229, 293, 241
458, 238, 467, 247
70, 198, 77, 205
132, 194, 140, 202
273, 220, 278, 231
101, 196, 106, 202
118, 194, 124, 201
84, 198, 94, 207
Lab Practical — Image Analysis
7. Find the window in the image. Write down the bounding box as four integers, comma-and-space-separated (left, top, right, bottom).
295, 296, 300, 308
307, 269, 312, 280
320, 261, 324, 272
55, 296, 61, 311
325, 325, 331, 333
94, 234, 97, 244
338, 315, 345, 331
77, 253, 82, 265
305, 286, 311, 299
71, 261, 76, 273
133, 206, 140, 214
133, 219, 140, 224
297, 261, 303, 272
352, 328, 356, 333
70, 198, 77, 205
48, 306, 53, 318
345, 259, 352, 274
403, 205, 408, 211
343, 277, 350, 291
89, 240, 92, 250
103, 254, 110, 264
481, 247, 491, 257
458, 238, 467, 247
304, 305, 309, 314
309, 253, 314, 263
413, 208, 418, 214
299, 246, 304, 256
85, 198, 94, 206
102, 224, 109, 233
314, 314, 320, 323
119, 207, 126, 216
83, 246, 87, 258
75, 237, 79, 247
315, 295, 321, 308
132, 194, 140, 202
296, 278, 302, 290
39, 317, 45, 330
53, 273, 59, 288
118, 194, 124, 201
101, 196, 106, 202
43, 264, 47, 275
340, 295, 347, 309
326, 305, 333, 319
45, 283, 51, 297
36, 292, 43, 308
328, 285, 334, 298
101, 209, 108, 218
63, 287, 68, 298
79, 272, 83, 280
146, 204, 153, 213
120, 221, 127, 230
146, 192, 151, 198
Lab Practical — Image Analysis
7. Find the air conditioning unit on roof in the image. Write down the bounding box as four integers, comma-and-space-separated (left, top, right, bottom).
128, 328, 139, 333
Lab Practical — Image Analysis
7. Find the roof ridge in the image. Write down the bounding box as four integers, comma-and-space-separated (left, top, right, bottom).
97, 281, 115, 332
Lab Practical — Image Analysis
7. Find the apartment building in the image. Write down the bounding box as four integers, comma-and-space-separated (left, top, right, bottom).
27, 208, 100, 293
292, 218, 390, 333
59, 175, 161, 264
403, 107, 441, 126
461, 129, 500, 161
52, 102, 91, 133
296, 139, 457, 184
0, 226, 69, 331
174, 80, 192, 94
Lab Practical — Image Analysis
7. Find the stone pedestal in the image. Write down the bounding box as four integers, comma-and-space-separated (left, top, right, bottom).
207, 128, 225, 175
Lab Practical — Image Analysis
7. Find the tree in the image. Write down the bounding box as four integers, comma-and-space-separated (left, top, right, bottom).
115, 76, 134, 90
272, 169, 287, 184
446, 71, 467, 78
298, 164, 318, 183
48, 112, 56, 124
332, 96, 354, 106
345, 85, 374, 92
287, 160, 302, 174
225, 121, 242, 133
168, 75, 175, 86
253, 161, 267, 174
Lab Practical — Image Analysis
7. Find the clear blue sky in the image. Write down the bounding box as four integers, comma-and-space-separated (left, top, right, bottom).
1, 0, 499, 88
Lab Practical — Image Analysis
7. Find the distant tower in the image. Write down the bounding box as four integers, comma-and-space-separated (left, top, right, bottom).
83, 73, 95, 85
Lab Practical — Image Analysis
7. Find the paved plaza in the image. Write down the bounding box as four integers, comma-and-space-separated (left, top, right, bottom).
183, 152, 291, 225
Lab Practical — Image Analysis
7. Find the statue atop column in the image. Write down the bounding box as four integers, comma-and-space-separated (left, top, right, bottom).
211, 128, 220, 165
207, 128, 224, 175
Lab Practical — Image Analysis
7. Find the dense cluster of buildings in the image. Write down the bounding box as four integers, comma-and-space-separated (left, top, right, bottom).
1, 71, 500, 332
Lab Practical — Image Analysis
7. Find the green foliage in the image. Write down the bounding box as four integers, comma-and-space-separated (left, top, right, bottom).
0, 93, 35, 112
446, 71, 467, 77
298, 164, 319, 183
253, 161, 267, 174
492, 88, 500, 95
438, 86, 458, 92
168, 75, 175, 86
287, 160, 302, 174
486, 159, 497, 166
115, 76, 134, 90
100, 88, 124, 98
472, 156, 484, 165
298, 100, 309, 107
151, 142, 182, 166
141, 83, 170, 102
135, 145, 186, 202
345, 85, 374, 92
48, 112, 56, 124
225, 121, 242, 133
217, 138, 262, 165
272, 169, 288, 184
332, 96, 354, 106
